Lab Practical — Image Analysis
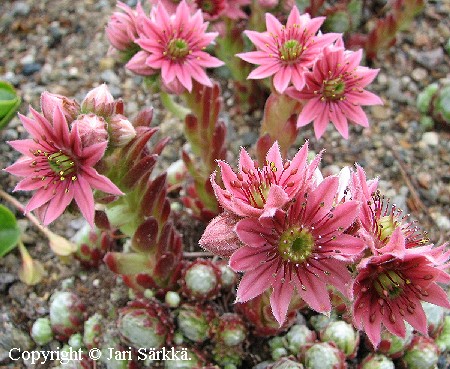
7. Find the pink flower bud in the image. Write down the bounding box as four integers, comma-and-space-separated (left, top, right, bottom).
109, 114, 136, 147
40, 92, 80, 123
71, 114, 108, 148
106, 1, 142, 52
81, 84, 115, 117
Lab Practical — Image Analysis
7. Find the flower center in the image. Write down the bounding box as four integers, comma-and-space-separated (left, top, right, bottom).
279, 39, 304, 63
322, 77, 346, 100
47, 151, 76, 180
166, 38, 190, 60
196, 0, 224, 15
377, 215, 399, 242
374, 270, 409, 300
278, 227, 314, 263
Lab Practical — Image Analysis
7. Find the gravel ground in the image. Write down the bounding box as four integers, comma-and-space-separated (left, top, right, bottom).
0, 0, 449, 368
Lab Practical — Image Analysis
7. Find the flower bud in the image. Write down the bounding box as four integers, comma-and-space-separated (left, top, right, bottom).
359, 354, 395, 369
81, 84, 115, 117
165, 291, 181, 308
106, 2, 141, 53
49, 291, 86, 341
400, 336, 439, 369
74, 223, 112, 269
214, 313, 247, 347
118, 299, 173, 350
302, 342, 346, 369
40, 92, 80, 123
83, 313, 103, 350
181, 259, 221, 301
258, 0, 279, 9
286, 324, 316, 355
177, 303, 217, 343
109, 114, 136, 147
31, 317, 53, 345
71, 114, 108, 148
320, 321, 359, 358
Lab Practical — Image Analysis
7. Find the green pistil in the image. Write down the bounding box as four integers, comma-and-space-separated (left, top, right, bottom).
278, 227, 314, 263
377, 215, 399, 242
375, 270, 409, 299
199, 0, 214, 13
47, 152, 75, 180
322, 77, 346, 100
166, 38, 190, 60
279, 39, 303, 63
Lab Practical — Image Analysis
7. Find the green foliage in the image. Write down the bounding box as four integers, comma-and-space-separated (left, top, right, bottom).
0, 81, 21, 129
0, 205, 21, 257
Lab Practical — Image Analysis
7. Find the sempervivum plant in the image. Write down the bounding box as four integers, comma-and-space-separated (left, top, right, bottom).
399, 336, 440, 369
359, 354, 395, 369
213, 313, 247, 347
49, 291, 86, 341
73, 223, 114, 268
83, 313, 103, 350
300, 342, 346, 369
320, 321, 359, 358
176, 303, 217, 343
286, 324, 316, 356
180, 259, 221, 301
374, 324, 413, 359
118, 299, 173, 350
268, 357, 304, 369
31, 317, 53, 346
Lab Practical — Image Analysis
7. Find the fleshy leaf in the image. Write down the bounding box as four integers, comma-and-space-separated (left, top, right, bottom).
0, 205, 21, 257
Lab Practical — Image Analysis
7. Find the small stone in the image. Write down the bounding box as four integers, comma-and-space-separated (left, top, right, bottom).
417, 172, 432, 189
411, 68, 427, 81
22, 63, 42, 76
421, 132, 439, 146
371, 105, 390, 120
99, 58, 115, 71
412, 48, 445, 69
100, 69, 120, 85
0, 273, 17, 294
433, 214, 450, 231
12, 1, 31, 16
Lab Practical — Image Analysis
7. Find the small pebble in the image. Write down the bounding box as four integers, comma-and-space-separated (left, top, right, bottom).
12, 1, 31, 16
411, 68, 427, 81
22, 63, 42, 76
417, 172, 432, 189
421, 132, 439, 147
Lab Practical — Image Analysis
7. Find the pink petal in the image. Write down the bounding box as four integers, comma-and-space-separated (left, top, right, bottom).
265, 141, 283, 172
51, 106, 71, 149
41, 184, 74, 225
296, 270, 331, 313
236, 264, 275, 303
403, 303, 427, 335
263, 185, 290, 213
238, 147, 255, 175
229, 244, 272, 271
420, 283, 450, 309
265, 13, 282, 37
244, 30, 272, 51
81, 167, 123, 195
4, 158, 34, 176
235, 218, 274, 247
273, 66, 292, 93
26, 188, 57, 212
347, 90, 383, 106
297, 98, 323, 127
73, 175, 95, 227
312, 105, 330, 138
217, 160, 239, 193
340, 101, 369, 127
82, 142, 107, 166
329, 105, 349, 138
316, 200, 359, 236
236, 51, 274, 65
248, 62, 281, 80
270, 281, 294, 325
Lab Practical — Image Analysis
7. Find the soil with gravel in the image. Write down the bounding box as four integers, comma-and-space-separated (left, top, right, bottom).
0, 1, 449, 368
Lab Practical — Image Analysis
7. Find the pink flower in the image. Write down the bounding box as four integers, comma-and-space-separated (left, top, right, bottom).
211, 141, 319, 218
237, 6, 339, 93
353, 228, 450, 348
4, 106, 123, 227
222, 0, 250, 20
130, 0, 224, 92
106, 1, 143, 53
349, 165, 427, 255
230, 175, 365, 324
288, 45, 383, 138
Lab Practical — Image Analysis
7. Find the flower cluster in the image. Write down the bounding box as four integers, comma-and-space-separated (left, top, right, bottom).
107, 0, 224, 93
4, 85, 132, 227
237, 6, 383, 138
201, 143, 450, 347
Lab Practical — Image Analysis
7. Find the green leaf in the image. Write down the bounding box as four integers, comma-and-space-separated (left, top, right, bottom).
0, 205, 21, 257
0, 81, 21, 130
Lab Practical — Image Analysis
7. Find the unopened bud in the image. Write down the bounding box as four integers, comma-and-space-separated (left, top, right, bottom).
81, 84, 115, 117
40, 92, 80, 123
71, 114, 108, 148
109, 114, 136, 147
